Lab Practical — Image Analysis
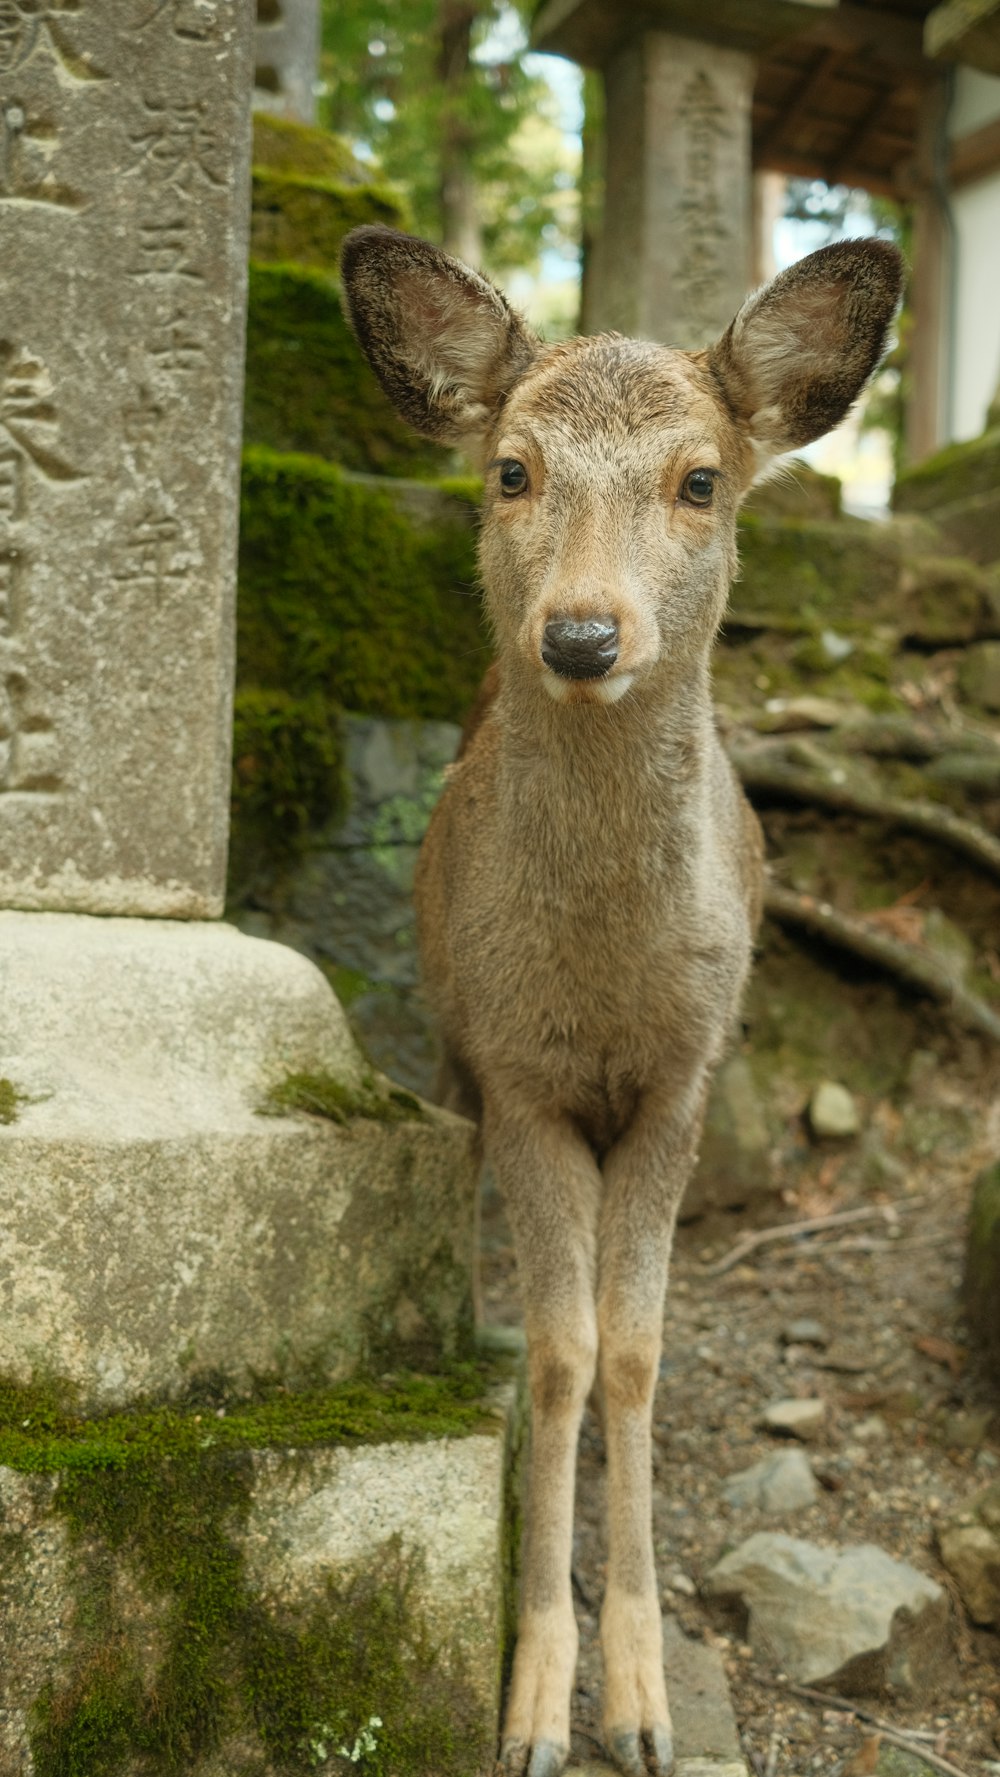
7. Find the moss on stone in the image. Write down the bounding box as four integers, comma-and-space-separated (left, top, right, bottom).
252, 115, 369, 184
258, 1068, 424, 1126
244, 263, 450, 477
250, 169, 407, 271
893, 426, 1000, 516
734, 514, 904, 626
237, 446, 487, 723
0, 1075, 23, 1124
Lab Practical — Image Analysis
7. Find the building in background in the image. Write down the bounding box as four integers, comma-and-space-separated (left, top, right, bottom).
532, 0, 1000, 460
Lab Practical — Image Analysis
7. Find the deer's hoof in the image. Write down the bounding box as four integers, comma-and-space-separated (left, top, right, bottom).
496, 1736, 569, 1777
608, 1724, 675, 1776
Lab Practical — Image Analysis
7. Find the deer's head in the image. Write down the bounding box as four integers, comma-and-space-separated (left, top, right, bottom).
342, 228, 902, 708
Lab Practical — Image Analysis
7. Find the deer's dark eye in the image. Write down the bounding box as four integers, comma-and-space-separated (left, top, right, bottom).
681, 468, 716, 507
499, 460, 528, 497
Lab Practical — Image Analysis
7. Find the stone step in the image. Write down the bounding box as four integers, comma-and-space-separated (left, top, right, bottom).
570, 1619, 748, 1776
0, 1364, 524, 1776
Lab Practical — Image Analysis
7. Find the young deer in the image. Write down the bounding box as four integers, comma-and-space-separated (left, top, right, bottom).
341, 227, 902, 1777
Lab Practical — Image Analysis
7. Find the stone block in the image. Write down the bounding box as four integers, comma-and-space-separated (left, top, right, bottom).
732, 515, 905, 629
254, 0, 320, 124
0, 1367, 523, 1774
0, 913, 476, 1408
243, 267, 451, 474
929, 491, 1000, 566
684, 1054, 773, 1217
0, 0, 253, 917
958, 640, 1000, 713
964, 1161, 1000, 1362
893, 426, 1000, 516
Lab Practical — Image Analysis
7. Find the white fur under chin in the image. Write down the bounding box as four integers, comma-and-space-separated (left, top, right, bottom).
541, 669, 634, 705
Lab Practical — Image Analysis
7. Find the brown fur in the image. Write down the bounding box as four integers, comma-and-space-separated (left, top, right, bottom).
341, 228, 903, 1777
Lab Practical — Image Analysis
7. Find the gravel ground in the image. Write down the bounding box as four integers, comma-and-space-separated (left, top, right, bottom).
481, 1046, 1000, 1777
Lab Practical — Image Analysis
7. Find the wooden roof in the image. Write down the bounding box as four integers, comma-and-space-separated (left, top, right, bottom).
533, 0, 1000, 197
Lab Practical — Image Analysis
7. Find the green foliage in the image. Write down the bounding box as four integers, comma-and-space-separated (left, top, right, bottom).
258, 1068, 423, 1125
237, 446, 487, 723
244, 263, 449, 476
321, 0, 577, 276
250, 168, 406, 272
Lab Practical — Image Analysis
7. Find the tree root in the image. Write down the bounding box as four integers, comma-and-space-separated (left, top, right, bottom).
764, 884, 1000, 1044
731, 747, 1000, 882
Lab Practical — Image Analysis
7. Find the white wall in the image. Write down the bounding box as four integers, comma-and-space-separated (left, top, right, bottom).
948, 69, 1000, 440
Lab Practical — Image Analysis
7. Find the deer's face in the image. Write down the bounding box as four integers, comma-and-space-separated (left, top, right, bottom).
478, 337, 750, 704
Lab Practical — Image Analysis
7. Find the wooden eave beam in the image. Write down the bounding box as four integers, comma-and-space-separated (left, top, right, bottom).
532, 0, 840, 68
925, 0, 1000, 76
950, 112, 1000, 182
752, 144, 906, 197
757, 45, 847, 151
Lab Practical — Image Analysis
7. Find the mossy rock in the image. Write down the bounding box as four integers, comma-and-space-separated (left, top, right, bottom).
244, 261, 450, 476
965, 1161, 1000, 1362
893, 426, 1000, 516
230, 686, 346, 888
897, 553, 996, 645
237, 445, 486, 724
251, 113, 369, 183
733, 513, 903, 627
920, 489, 1000, 568
743, 460, 843, 522
250, 168, 407, 271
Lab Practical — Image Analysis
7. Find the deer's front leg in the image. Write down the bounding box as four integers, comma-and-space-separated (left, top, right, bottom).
597, 1077, 708, 1777
487, 1101, 601, 1777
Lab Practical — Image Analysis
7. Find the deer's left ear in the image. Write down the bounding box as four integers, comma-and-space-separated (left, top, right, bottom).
707, 238, 905, 464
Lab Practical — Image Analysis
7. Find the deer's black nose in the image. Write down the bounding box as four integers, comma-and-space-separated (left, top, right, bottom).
541, 616, 619, 680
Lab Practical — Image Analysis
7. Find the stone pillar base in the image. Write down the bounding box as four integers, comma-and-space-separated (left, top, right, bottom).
0, 913, 475, 1409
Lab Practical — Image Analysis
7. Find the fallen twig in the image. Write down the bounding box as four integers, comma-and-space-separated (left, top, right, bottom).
753, 1675, 971, 1777
730, 748, 1000, 882
764, 884, 1000, 1045
702, 1205, 898, 1277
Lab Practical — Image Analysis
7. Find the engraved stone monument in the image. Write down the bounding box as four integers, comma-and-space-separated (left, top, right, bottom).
589, 33, 754, 348
0, 0, 476, 1409
254, 0, 321, 125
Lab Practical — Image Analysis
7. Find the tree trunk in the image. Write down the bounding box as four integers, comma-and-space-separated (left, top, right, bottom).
437, 0, 483, 267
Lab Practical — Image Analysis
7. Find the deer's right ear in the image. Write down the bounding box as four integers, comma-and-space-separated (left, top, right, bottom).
340, 226, 540, 449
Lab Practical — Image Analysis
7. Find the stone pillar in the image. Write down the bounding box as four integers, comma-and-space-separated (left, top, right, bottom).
591, 32, 755, 348
254, 0, 320, 125
0, 0, 252, 916
0, 0, 477, 1408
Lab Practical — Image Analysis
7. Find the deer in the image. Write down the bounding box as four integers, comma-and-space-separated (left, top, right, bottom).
340, 224, 903, 1777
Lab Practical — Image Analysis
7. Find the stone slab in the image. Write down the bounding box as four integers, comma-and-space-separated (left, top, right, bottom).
568, 1621, 747, 1775
0, 1372, 524, 1774
0, 913, 476, 1406
0, 1, 252, 916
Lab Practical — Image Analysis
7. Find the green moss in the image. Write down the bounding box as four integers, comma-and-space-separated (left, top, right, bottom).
14, 1366, 504, 1775
252, 115, 369, 184
251, 168, 407, 271
735, 514, 904, 626
894, 426, 1000, 515
237, 446, 487, 723
244, 263, 450, 477
0, 1075, 23, 1124
258, 1068, 424, 1126
229, 686, 345, 887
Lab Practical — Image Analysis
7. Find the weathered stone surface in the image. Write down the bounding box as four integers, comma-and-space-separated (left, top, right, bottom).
0, 1, 252, 917
0, 912, 475, 1406
809, 1080, 861, 1139
592, 32, 753, 347
684, 1054, 772, 1217
937, 1481, 1000, 1626
893, 426, 1000, 517
704, 1533, 950, 1696
964, 1161, 1000, 1362
568, 1624, 748, 1772
0, 1374, 523, 1774
722, 1449, 819, 1514
254, 0, 320, 124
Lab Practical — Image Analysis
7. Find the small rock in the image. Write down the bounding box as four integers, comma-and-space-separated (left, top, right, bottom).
937, 1481, 1000, 1626
958, 640, 1000, 713
668, 1571, 696, 1597
808, 1080, 860, 1139
703, 1532, 950, 1695
853, 1414, 889, 1444
762, 1398, 826, 1441
781, 1318, 828, 1348
722, 1449, 819, 1514
965, 1161, 1000, 1365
